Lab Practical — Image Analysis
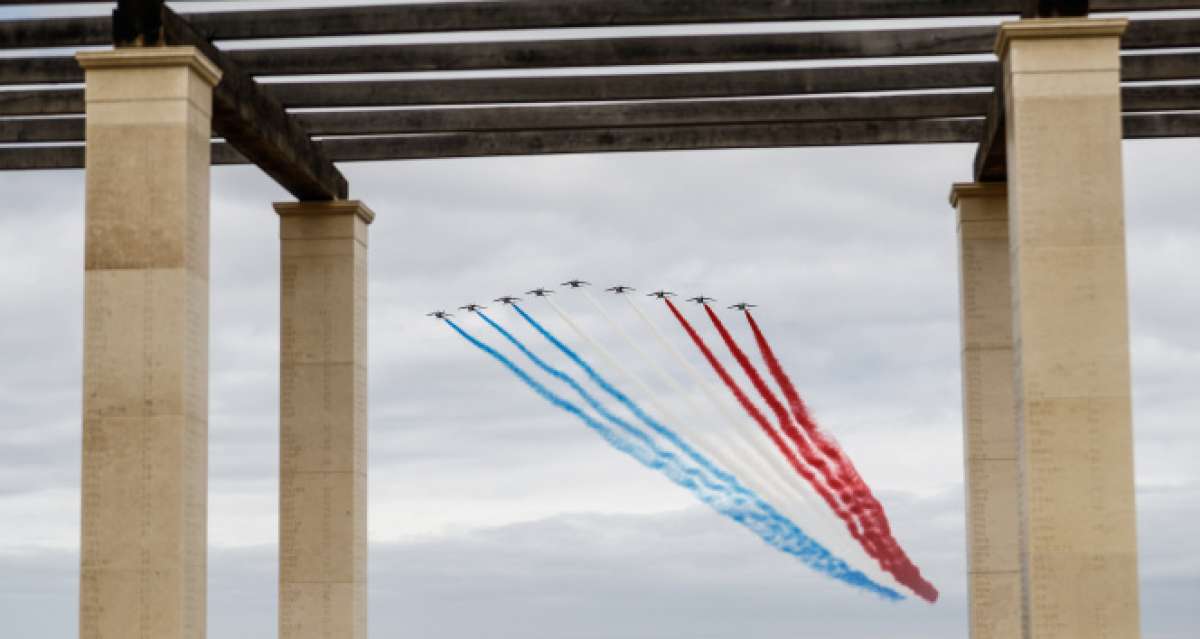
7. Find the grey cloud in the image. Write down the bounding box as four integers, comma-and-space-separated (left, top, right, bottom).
1, 121, 1197, 637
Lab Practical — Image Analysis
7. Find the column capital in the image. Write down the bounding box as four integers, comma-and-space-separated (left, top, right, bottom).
950, 182, 1008, 208
995, 18, 1128, 60
76, 46, 222, 87
274, 200, 376, 225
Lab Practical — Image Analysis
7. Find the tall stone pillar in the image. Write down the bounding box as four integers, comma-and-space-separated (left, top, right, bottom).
998, 19, 1141, 639
952, 183, 1020, 639
77, 48, 220, 639
275, 200, 373, 639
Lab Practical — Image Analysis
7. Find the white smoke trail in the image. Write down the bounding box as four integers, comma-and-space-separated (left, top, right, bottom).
618, 292, 898, 588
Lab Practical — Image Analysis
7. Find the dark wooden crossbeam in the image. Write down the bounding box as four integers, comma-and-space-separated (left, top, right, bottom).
5, 1, 1200, 48
9, 84, 1200, 144
4, 17, 1198, 85
0, 92, 993, 143
1023, 0, 1089, 17
5, 52, 1197, 118
0, 61, 996, 115
229, 27, 1000, 77
0, 118, 984, 169
6, 112, 1199, 169
975, 71, 1009, 182
113, 0, 164, 46
159, 6, 347, 200
311, 119, 984, 161
265, 62, 996, 109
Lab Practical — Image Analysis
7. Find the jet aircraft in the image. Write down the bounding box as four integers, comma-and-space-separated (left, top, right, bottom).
561, 279, 590, 288
426, 311, 453, 319
606, 285, 636, 294
494, 296, 521, 306
728, 303, 757, 311
459, 304, 486, 313
526, 287, 554, 297
647, 290, 676, 299
688, 295, 716, 305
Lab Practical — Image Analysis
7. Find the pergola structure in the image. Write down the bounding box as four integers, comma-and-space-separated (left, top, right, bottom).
2, 0, 1196, 637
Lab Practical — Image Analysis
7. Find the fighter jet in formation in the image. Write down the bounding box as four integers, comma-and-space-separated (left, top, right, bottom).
426, 310, 454, 319
728, 303, 757, 312
561, 279, 590, 288
647, 290, 676, 299
526, 287, 554, 297
493, 296, 521, 306
459, 303, 487, 313
688, 295, 716, 305
606, 285, 636, 294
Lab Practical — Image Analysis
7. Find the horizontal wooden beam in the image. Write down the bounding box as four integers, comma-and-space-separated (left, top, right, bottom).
0, 118, 983, 169
0, 88, 83, 116
266, 62, 997, 108
1023, 0, 1089, 17
5, 113, 1199, 169
0, 92, 993, 143
228, 26, 1000, 77
13, 83, 1200, 144
300, 93, 989, 134
5, 1, 1200, 48
5, 52, 1196, 118
5, 17, 1198, 85
1125, 111, 1200, 138
160, 6, 347, 200
310, 119, 985, 161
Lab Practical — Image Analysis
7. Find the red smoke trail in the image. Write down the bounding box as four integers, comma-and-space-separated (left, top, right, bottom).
701, 307, 882, 531
699, 305, 903, 578
661, 299, 889, 569
742, 310, 939, 603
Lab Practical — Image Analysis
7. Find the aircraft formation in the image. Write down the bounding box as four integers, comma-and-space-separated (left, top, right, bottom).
431, 280, 756, 318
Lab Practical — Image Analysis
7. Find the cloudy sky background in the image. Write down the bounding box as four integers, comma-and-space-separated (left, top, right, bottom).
1, 2, 1199, 638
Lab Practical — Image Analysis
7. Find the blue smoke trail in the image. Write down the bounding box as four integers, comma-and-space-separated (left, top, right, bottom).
446, 318, 900, 600
477, 310, 745, 509
515, 304, 763, 496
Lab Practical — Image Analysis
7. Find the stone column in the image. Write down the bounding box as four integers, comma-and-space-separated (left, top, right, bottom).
76, 48, 220, 639
952, 183, 1020, 639
276, 200, 373, 639
998, 19, 1141, 639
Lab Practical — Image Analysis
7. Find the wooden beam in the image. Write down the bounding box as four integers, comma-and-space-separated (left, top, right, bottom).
299, 93, 990, 134
1125, 112, 1200, 138
1123, 52, 1200, 82
0, 88, 83, 116
4, 18, 1198, 84
266, 62, 997, 108
12, 83, 1199, 144
6, 113, 1200, 169
0, 92, 994, 143
0, 61, 999, 113
188, 1, 1024, 38
234, 19, 1197, 76
0, 118, 983, 169
1023, 0, 1089, 17
113, 0, 164, 46
312, 119, 984, 161
974, 68, 1008, 182
0, 117, 82, 143
5, 2, 1200, 48
160, 7, 347, 200
228, 27, 999, 76
6, 52, 1196, 118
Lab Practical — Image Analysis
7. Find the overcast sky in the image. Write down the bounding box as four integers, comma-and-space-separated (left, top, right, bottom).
2, 138, 1197, 638
2, 3, 1199, 638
